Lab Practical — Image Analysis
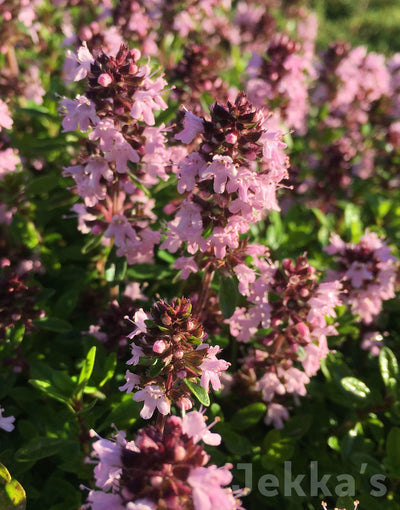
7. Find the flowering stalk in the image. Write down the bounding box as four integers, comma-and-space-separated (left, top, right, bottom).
162, 91, 288, 279
60, 42, 172, 265
120, 297, 230, 419
324, 231, 398, 325
84, 411, 244, 510
230, 255, 341, 428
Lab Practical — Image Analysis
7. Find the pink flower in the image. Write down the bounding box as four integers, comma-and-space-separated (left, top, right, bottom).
127, 308, 149, 338
188, 465, 238, 510
0, 148, 20, 179
132, 385, 171, 419
91, 437, 123, 490
126, 343, 145, 366
255, 371, 285, 402
0, 407, 15, 432
173, 257, 199, 279
90, 119, 139, 172
265, 403, 290, 429
0, 99, 12, 131
234, 264, 256, 296
119, 370, 141, 393
68, 41, 94, 82
59, 95, 98, 133
131, 76, 168, 125
182, 411, 221, 446
86, 491, 125, 510
198, 155, 237, 194
176, 153, 207, 193
175, 111, 204, 144
199, 346, 230, 392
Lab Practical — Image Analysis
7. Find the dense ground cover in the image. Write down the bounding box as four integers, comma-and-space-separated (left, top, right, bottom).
1, 1, 400, 509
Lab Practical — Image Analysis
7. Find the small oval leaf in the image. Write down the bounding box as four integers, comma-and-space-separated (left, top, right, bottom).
184, 379, 210, 406
341, 377, 371, 399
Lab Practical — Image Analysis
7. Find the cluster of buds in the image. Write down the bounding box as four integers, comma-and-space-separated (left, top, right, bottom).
85, 411, 244, 510
325, 231, 398, 324
168, 43, 228, 116
85, 294, 140, 356
161, 92, 288, 270
246, 33, 311, 132
230, 255, 341, 428
299, 137, 359, 211
120, 298, 230, 418
0, 268, 44, 342
313, 42, 352, 105
233, 2, 276, 51
60, 42, 173, 264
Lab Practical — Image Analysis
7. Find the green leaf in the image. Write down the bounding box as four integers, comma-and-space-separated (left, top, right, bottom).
33, 317, 72, 333
335, 496, 357, 510
0, 464, 11, 485
379, 346, 398, 391
81, 234, 103, 254
99, 353, 117, 387
230, 403, 266, 431
27, 174, 60, 196
282, 414, 312, 439
15, 438, 67, 462
97, 398, 140, 432
327, 436, 340, 451
219, 274, 239, 318
10, 324, 25, 344
215, 423, 253, 456
75, 346, 96, 397
105, 247, 127, 282
0, 479, 26, 510
29, 379, 72, 406
340, 377, 371, 399
184, 379, 210, 406
148, 358, 166, 378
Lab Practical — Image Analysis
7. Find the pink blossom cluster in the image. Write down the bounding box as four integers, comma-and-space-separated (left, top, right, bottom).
230, 255, 341, 428
60, 42, 174, 264
324, 231, 398, 324
313, 45, 390, 129
161, 92, 288, 271
112, 0, 234, 61
246, 33, 314, 133
119, 298, 230, 418
85, 412, 244, 510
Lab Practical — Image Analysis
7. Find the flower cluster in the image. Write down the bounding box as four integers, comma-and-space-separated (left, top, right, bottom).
325, 231, 398, 324
0, 267, 44, 343
162, 92, 288, 267
111, 0, 233, 62
60, 42, 172, 264
168, 42, 228, 116
120, 298, 230, 418
246, 33, 313, 133
230, 255, 341, 427
85, 412, 243, 510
